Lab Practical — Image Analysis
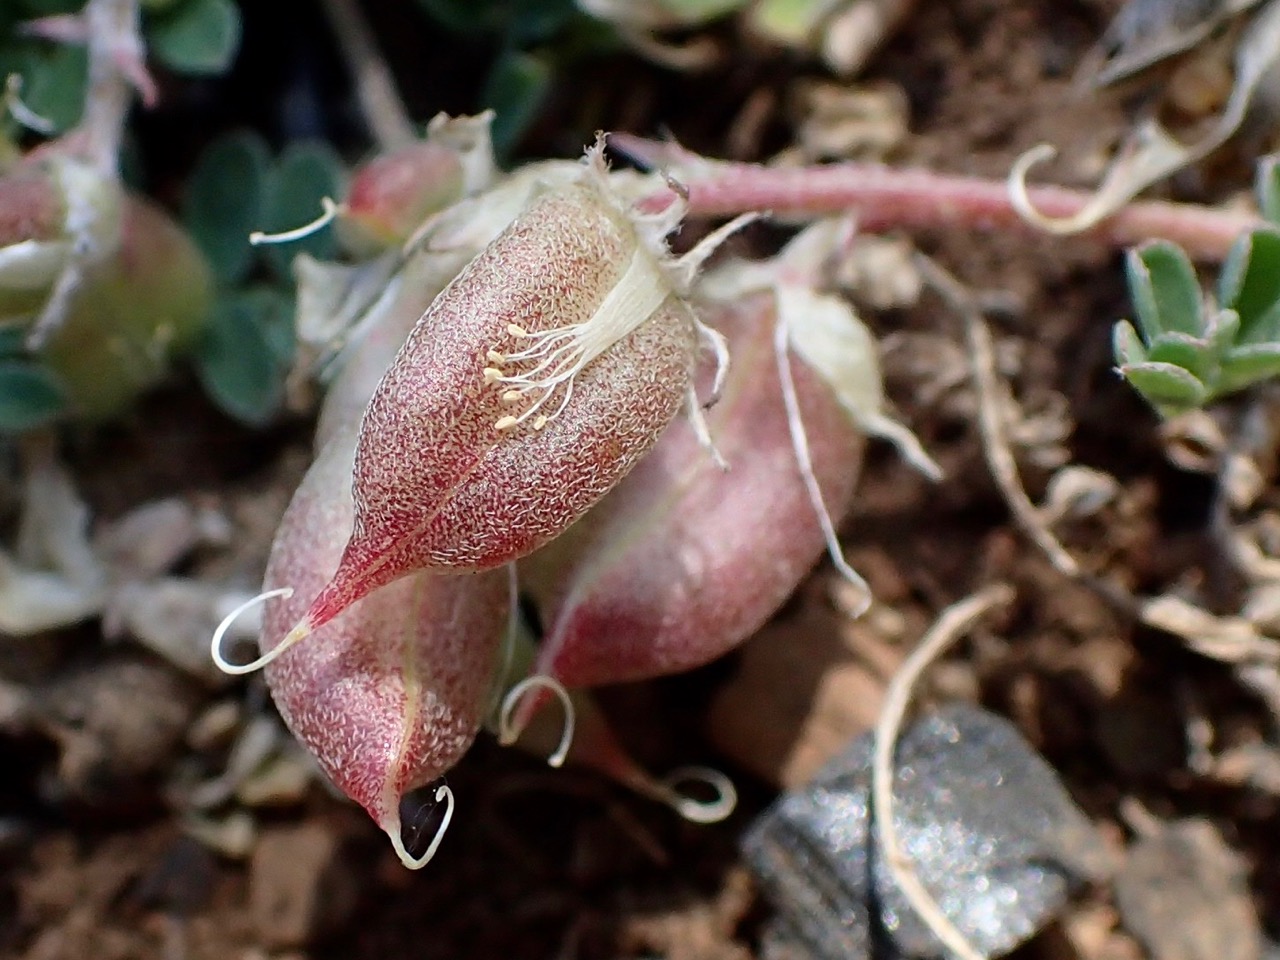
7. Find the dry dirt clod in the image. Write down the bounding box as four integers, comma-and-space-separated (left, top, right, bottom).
1113, 814, 1260, 960
248, 822, 357, 949
93, 495, 230, 581
706, 599, 900, 788
33, 654, 202, 807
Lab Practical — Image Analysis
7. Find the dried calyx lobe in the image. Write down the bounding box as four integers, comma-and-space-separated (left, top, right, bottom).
285, 146, 706, 649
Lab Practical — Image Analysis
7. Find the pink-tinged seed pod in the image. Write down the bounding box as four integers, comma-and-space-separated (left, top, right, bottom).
0, 158, 101, 321
516, 289, 864, 701
0, 165, 66, 244
270, 143, 727, 660
336, 141, 466, 256
225, 426, 509, 868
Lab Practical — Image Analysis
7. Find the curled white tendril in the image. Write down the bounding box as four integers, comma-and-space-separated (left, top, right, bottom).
497, 674, 575, 767
210, 587, 297, 675
654, 766, 738, 824
388, 784, 455, 870
249, 197, 341, 245
4, 74, 54, 135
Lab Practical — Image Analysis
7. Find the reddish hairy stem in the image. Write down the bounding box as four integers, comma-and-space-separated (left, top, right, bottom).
630, 149, 1261, 262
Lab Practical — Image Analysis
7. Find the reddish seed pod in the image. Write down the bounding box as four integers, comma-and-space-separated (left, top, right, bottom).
336, 141, 467, 255
0, 156, 212, 416
0, 158, 103, 322
278, 145, 713, 654
518, 289, 864, 699
0, 164, 66, 245
238, 427, 509, 867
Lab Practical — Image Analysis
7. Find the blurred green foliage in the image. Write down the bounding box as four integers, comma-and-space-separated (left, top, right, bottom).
0, 0, 242, 140
183, 131, 344, 424
0, 334, 65, 432
147, 0, 242, 75
416, 0, 617, 154
195, 286, 295, 426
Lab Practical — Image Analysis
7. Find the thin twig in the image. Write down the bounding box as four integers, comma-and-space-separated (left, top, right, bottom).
872, 583, 1015, 960
915, 254, 1146, 618
916, 255, 1082, 577
620, 138, 1260, 262
318, 0, 416, 151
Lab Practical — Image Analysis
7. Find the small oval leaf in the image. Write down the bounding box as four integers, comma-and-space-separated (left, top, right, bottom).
1218, 228, 1280, 344
483, 50, 553, 155
1120, 360, 1209, 414
0, 359, 65, 432
147, 0, 242, 75
183, 131, 272, 286
195, 288, 294, 425
1127, 241, 1204, 340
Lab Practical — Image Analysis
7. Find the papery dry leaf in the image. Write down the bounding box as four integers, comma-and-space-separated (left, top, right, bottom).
1011, 1, 1280, 235
1079, 0, 1261, 90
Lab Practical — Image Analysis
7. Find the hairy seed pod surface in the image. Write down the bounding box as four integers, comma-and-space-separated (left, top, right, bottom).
520, 289, 864, 695
285, 146, 705, 648
258, 427, 509, 866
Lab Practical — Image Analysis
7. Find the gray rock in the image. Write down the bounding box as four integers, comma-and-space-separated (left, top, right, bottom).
742, 704, 1112, 960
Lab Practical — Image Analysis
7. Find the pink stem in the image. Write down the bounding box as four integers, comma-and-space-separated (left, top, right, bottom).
626, 141, 1261, 261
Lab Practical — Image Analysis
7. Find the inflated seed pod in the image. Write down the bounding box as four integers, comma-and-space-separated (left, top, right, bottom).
0, 155, 211, 417
0, 157, 112, 323
235, 426, 509, 868
515, 288, 864, 707
335, 141, 467, 256
269, 143, 720, 659
41, 193, 212, 417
